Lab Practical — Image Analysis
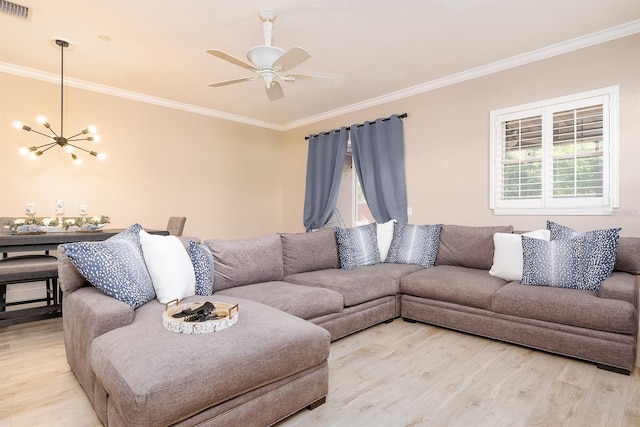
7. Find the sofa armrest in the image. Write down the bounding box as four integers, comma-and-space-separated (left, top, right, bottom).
598, 272, 638, 309
57, 244, 90, 294
63, 286, 135, 402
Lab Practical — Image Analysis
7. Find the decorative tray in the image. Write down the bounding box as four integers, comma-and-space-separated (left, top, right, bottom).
162, 300, 239, 334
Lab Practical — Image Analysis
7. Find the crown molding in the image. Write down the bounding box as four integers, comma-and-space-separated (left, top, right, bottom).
2, 19, 638, 133
0, 62, 284, 131
282, 19, 640, 131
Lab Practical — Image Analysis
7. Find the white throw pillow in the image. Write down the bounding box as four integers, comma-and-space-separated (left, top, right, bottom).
139, 230, 196, 303
376, 219, 396, 262
489, 229, 550, 281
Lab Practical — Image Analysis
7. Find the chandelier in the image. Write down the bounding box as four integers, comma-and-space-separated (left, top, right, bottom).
14, 39, 105, 164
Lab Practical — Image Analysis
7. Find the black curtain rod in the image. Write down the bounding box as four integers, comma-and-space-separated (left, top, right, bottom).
305, 113, 407, 140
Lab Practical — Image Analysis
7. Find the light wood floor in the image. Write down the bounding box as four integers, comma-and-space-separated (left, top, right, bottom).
2, 318, 640, 427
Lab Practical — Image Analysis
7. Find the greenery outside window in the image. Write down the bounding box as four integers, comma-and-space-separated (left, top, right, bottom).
490, 86, 619, 215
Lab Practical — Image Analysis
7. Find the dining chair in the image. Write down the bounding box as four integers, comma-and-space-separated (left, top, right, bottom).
167, 217, 187, 236
0, 217, 58, 313
0, 254, 59, 312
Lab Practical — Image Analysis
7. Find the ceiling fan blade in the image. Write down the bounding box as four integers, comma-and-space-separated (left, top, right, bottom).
281, 73, 335, 88
209, 77, 256, 87
207, 50, 256, 71
272, 46, 311, 72
266, 81, 284, 101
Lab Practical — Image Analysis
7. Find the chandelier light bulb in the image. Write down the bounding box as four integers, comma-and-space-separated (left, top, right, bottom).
87, 125, 97, 133
65, 145, 74, 153
13, 121, 23, 129
19, 147, 29, 155
36, 115, 47, 124
28, 152, 38, 160
97, 152, 106, 161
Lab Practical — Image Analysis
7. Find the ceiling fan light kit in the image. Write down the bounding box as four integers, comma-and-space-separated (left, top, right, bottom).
207, 9, 334, 100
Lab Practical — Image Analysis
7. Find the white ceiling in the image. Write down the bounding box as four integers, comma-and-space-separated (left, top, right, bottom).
2, 0, 639, 130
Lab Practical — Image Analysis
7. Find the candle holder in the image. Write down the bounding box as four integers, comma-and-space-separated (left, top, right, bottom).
79, 204, 88, 225
25, 203, 36, 217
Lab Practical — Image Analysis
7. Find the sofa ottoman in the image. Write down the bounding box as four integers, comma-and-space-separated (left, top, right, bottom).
89, 295, 330, 427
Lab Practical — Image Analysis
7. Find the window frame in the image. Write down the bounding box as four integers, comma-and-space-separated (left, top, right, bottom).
489, 86, 619, 216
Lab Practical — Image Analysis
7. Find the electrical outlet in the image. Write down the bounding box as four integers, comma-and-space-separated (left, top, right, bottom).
407, 207, 413, 216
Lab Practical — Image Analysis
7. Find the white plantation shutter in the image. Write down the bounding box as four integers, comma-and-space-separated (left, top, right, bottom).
501, 114, 543, 201
490, 87, 618, 215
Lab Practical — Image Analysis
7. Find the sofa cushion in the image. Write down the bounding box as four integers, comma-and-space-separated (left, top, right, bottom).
217, 281, 343, 320
63, 224, 156, 309
489, 229, 550, 281
280, 228, 339, 276
139, 230, 196, 304
400, 265, 508, 310
90, 296, 330, 427
335, 223, 381, 270
614, 237, 640, 274
189, 240, 214, 296
491, 281, 638, 334
284, 263, 416, 307
205, 234, 284, 292
435, 224, 513, 270
385, 223, 442, 268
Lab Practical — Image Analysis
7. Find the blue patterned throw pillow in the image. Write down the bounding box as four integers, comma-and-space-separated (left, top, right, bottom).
335, 223, 380, 270
547, 221, 580, 240
385, 223, 442, 268
546, 221, 621, 291
189, 240, 214, 296
63, 224, 156, 308
521, 236, 582, 289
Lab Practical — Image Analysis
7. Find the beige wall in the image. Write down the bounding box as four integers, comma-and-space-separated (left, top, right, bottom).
281, 34, 640, 236
2, 34, 639, 239
0, 73, 283, 239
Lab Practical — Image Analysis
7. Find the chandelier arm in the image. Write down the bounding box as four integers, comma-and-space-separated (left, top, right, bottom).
34, 142, 58, 150
39, 143, 59, 154
67, 131, 87, 140
47, 126, 60, 138
27, 128, 56, 139
66, 143, 97, 156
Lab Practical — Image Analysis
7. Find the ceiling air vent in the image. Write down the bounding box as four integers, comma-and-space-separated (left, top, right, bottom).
1, 0, 29, 19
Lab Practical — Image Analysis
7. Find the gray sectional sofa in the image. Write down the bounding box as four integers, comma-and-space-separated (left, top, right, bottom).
58, 223, 640, 426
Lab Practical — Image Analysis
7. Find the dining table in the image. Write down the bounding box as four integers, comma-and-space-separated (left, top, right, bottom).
0, 228, 169, 254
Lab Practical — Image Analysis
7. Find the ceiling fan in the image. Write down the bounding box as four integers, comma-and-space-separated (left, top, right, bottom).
207, 9, 334, 101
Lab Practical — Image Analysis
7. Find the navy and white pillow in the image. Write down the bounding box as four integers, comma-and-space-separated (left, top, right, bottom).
521, 236, 582, 289
63, 224, 156, 308
386, 223, 442, 268
335, 223, 380, 270
547, 221, 621, 291
189, 240, 214, 296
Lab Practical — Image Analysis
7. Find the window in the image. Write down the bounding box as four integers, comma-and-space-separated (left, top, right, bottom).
354, 173, 373, 225
490, 86, 618, 215
335, 150, 373, 227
